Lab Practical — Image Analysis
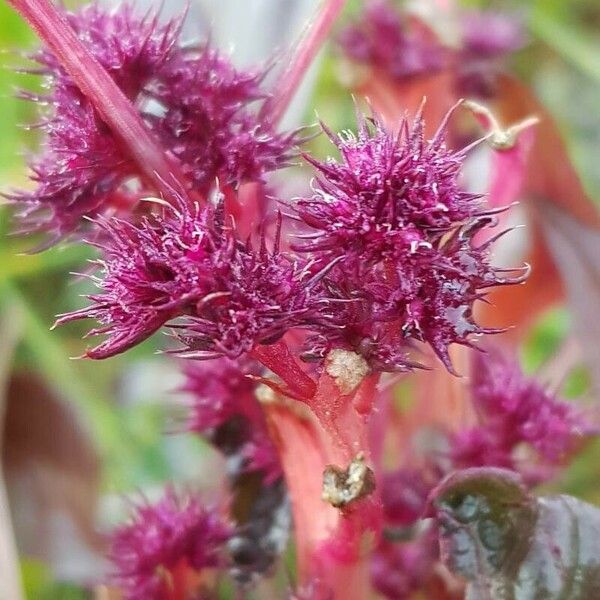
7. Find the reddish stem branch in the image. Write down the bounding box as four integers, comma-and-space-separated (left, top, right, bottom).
7, 0, 189, 203
251, 340, 317, 400
262, 0, 347, 126
263, 365, 382, 599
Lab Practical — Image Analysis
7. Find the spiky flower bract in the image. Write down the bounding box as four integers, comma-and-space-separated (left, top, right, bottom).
452, 350, 594, 479
10, 1, 297, 242
109, 488, 230, 600
56, 194, 320, 360
295, 108, 525, 371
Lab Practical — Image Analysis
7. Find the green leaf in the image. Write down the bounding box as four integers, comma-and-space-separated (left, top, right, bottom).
21, 557, 88, 600
0, 244, 93, 282
20, 558, 52, 600
431, 467, 600, 599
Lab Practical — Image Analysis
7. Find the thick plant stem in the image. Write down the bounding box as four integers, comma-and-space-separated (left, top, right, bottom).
7, 0, 189, 203
262, 364, 382, 599
262, 0, 347, 126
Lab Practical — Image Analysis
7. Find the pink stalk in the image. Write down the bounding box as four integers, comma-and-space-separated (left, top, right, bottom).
264, 366, 382, 599
7, 0, 190, 203
251, 340, 317, 400
262, 0, 347, 126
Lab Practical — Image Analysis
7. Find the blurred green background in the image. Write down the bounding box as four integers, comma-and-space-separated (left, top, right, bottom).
1, 0, 599, 597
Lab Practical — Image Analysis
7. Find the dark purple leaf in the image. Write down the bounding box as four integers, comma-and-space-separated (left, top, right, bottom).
429, 467, 600, 599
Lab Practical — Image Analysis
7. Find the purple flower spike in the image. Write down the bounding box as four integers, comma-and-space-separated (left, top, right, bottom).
57, 193, 318, 360
452, 351, 595, 479
461, 11, 526, 60
296, 109, 481, 253
296, 108, 526, 372
8, 2, 186, 240
109, 488, 230, 600
338, 0, 445, 79
9, 1, 298, 242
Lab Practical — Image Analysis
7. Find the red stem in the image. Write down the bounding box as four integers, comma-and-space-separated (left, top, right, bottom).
261, 0, 347, 126
264, 368, 382, 599
251, 340, 317, 400
7, 0, 190, 203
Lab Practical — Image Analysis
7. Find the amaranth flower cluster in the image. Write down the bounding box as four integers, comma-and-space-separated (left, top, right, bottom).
59, 106, 523, 373
9, 1, 296, 242
294, 110, 524, 371
109, 488, 230, 600
452, 350, 594, 478
56, 196, 319, 360
339, 0, 525, 98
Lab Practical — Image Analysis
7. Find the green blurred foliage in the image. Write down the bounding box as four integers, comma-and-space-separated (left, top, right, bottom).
21, 559, 90, 600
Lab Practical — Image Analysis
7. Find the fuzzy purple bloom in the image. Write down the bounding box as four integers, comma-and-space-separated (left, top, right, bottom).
371, 534, 439, 600
338, 1, 525, 99
381, 468, 434, 527
338, 0, 444, 79
109, 488, 230, 600
457, 10, 526, 97
56, 194, 319, 360
452, 351, 594, 478
461, 11, 525, 60
295, 109, 524, 371
10, 1, 297, 242
183, 356, 282, 484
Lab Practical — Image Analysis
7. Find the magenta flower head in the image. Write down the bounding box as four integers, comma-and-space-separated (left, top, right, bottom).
461, 10, 525, 60
338, 0, 444, 79
182, 356, 282, 484
452, 350, 595, 479
457, 10, 526, 97
295, 106, 527, 371
56, 192, 318, 360
109, 487, 231, 600
9, 1, 297, 243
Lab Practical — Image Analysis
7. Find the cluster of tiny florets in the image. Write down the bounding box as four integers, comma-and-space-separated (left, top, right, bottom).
109, 488, 231, 600
10, 2, 296, 242
57, 106, 523, 372
57, 196, 319, 360
452, 351, 594, 478
338, 0, 444, 79
183, 356, 282, 484
295, 111, 520, 370
339, 0, 524, 97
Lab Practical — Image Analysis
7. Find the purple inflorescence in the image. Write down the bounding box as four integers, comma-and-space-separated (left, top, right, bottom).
58, 105, 524, 372
461, 11, 525, 60
338, 0, 444, 79
108, 488, 230, 600
338, 0, 525, 98
295, 109, 523, 371
56, 194, 319, 360
457, 10, 526, 97
10, 2, 296, 242
182, 356, 282, 484
452, 351, 594, 478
